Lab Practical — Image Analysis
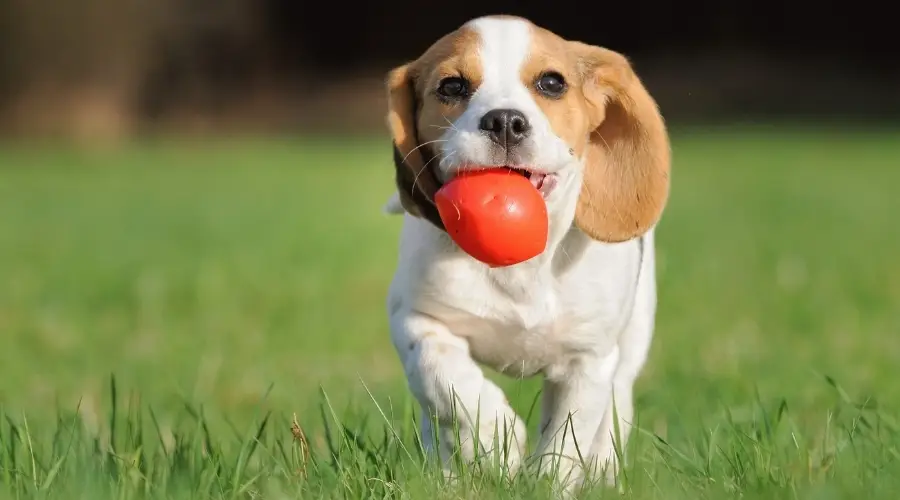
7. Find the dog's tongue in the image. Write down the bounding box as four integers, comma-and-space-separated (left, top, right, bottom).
529, 172, 546, 189
535, 174, 557, 197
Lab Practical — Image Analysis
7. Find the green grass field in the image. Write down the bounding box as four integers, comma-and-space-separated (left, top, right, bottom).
0, 127, 899, 499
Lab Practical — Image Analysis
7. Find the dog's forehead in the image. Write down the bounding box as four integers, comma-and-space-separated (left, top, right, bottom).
465, 16, 531, 84
413, 17, 573, 89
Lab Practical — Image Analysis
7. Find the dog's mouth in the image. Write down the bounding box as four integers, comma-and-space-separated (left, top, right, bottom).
439, 159, 560, 199
509, 167, 558, 198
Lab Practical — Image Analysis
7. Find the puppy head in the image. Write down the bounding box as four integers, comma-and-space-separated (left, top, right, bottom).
386, 16, 670, 243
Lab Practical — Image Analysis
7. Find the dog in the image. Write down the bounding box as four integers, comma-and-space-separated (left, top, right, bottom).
382, 15, 671, 490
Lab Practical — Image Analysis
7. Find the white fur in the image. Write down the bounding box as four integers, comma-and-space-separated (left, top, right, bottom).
382, 193, 404, 214
386, 16, 659, 492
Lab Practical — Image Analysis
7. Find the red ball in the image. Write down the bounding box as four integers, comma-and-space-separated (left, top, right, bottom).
435, 168, 549, 267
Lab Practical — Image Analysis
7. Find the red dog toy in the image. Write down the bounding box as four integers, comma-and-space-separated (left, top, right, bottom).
435, 168, 549, 267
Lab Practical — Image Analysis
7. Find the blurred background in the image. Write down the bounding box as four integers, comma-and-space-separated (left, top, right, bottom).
0, 0, 898, 445
1, 0, 897, 141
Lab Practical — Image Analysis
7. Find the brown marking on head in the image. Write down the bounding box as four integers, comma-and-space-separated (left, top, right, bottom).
520, 26, 594, 158
524, 27, 671, 242
385, 25, 482, 230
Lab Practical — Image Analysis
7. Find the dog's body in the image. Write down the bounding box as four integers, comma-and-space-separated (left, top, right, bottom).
383, 15, 670, 489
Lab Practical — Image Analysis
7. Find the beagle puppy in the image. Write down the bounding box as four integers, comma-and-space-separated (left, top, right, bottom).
383, 15, 670, 489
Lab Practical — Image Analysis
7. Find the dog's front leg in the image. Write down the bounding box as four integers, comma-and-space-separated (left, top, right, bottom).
534, 347, 620, 491
391, 312, 526, 475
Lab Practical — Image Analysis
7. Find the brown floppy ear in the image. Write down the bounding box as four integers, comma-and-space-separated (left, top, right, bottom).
385, 63, 445, 230
572, 44, 671, 243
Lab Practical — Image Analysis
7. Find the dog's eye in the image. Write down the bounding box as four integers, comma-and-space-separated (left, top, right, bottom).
437, 77, 469, 100
536, 72, 567, 98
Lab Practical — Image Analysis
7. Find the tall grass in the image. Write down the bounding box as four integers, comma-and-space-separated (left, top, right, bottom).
1, 375, 897, 499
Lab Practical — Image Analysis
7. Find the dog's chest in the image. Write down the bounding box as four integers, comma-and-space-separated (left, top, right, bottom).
421, 259, 624, 377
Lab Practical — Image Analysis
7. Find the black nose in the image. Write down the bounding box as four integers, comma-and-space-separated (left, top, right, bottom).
478, 108, 531, 148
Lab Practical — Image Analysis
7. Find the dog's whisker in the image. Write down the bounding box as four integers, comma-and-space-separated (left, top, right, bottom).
428, 123, 456, 131
402, 139, 447, 164
442, 115, 459, 132
410, 150, 445, 196
439, 150, 457, 168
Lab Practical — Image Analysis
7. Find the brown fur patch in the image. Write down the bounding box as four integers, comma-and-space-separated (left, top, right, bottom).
521, 26, 594, 158
523, 26, 670, 243
570, 43, 671, 243
384, 25, 482, 229
413, 28, 482, 146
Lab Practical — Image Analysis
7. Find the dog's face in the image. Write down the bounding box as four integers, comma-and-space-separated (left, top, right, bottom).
387, 15, 671, 243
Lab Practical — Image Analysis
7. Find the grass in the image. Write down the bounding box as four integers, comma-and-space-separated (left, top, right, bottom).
0, 126, 898, 498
